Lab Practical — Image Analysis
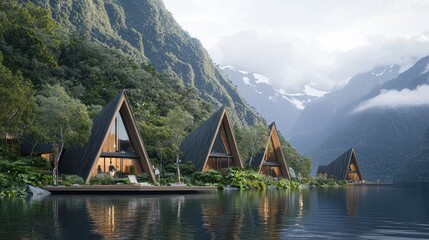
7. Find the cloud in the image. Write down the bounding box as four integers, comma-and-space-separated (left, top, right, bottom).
213, 31, 429, 92
328, 33, 429, 83
164, 0, 429, 92
212, 31, 332, 92
354, 85, 429, 112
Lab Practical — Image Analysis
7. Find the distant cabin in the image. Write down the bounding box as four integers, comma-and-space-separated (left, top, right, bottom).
316, 148, 363, 181
59, 90, 156, 183
251, 122, 290, 179
20, 139, 55, 162
180, 107, 243, 171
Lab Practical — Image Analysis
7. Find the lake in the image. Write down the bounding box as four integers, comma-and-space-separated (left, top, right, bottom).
1, 185, 429, 239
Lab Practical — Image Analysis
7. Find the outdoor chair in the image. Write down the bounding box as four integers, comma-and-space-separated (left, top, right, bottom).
128, 175, 151, 186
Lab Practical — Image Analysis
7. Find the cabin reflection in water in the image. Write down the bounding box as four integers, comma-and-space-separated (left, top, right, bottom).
201, 193, 244, 239
345, 186, 368, 217
86, 197, 158, 239
258, 191, 290, 239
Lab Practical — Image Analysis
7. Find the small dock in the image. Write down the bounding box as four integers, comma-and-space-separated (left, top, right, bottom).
43, 185, 218, 195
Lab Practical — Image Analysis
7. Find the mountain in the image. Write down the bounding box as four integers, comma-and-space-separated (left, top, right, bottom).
0, 0, 314, 177
221, 65, 327, 134
394, 127, 429, 182
28, 0, 261, 126
290, 57, 429, 182
289, 65, 400, 151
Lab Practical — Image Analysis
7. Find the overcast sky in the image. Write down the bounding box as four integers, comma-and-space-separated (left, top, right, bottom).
163, 0, 429, 92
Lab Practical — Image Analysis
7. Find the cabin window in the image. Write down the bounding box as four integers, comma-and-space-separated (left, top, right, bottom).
102, 113, 135, 153
91, 113, 142, 177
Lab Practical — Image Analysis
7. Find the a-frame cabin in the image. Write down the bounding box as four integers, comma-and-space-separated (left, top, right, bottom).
180, 107, 243, 171
59, 90, 156, 183
251, 122, 290, 179
316, 148, 362, 181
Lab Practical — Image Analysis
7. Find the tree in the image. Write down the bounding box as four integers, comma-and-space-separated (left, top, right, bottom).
165, 106, 193, 183
33, 85, 91, 185
278, 135, 311, 177
235, 123, 269, 167
0, 58, 35, 151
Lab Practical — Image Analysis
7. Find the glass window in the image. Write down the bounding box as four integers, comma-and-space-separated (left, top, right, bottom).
102, 113, 135, 153
91, 157, 142, 177
211, 122, 231, 154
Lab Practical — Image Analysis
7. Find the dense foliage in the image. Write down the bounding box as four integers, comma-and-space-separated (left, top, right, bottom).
0, 149, 52, 197
188, 168, 344, 190
28, 0, 261, 126
0, 0, 311, 196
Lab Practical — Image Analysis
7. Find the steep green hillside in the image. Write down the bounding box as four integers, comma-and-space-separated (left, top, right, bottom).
1, 0, 311, 176
0, 0, 210, 159
27, 0, 259, 126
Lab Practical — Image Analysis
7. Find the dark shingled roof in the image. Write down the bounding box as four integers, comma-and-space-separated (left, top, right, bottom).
20, 139, 54, 155
316, 148, 362, 180
250, 122, 290, 179
316, 165, 329, 174
179, 107, 242, 171
59, 90, 156, 183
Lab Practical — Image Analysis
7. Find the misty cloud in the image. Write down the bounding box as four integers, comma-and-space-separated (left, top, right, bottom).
213, 31, 429, 92
354, 85, 429, 112
329, 34, 429, 83
164, 0, 429, 93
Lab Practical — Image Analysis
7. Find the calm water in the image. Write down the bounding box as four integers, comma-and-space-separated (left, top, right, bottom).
1, 185, 429, 239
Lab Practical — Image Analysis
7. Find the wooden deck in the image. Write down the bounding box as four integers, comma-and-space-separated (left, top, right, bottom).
43, 184, 218, 194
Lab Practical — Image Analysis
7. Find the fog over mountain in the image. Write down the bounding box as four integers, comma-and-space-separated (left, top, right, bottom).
288, 56, 429, 182
163, 1, 429, 182
164, 0, 429, 92
221, 65, 327, 133
225, 55, 429, 183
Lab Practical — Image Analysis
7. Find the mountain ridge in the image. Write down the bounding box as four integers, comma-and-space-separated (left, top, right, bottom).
28, 0, 262, 126
289, 57, 429, 182
221, 65, 326, 134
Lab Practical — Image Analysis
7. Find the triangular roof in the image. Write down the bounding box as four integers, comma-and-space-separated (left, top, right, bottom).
179, 107, 243, 171
251, 122, 290, 179
59, 90, 156, 183
316, 148, 362, 180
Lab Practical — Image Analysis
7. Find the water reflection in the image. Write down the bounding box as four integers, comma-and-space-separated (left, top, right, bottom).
1, 186, 429, 239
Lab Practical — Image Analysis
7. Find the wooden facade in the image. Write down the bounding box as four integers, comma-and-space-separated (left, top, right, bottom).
251, 122, 291, 179
180, 107, 243, 171
316, 148, 363, 181
59, 90, 156, 183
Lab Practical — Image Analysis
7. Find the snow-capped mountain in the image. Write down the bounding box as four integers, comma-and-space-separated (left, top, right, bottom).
289, 64, 401, 139
221, 65, 327, 133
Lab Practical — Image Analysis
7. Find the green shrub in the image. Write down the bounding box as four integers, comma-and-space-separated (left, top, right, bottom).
180, 162, 195, 175
137, 173, 148, 182
263, 176, 275, 186
90, 174, 114, 185
275, 179, 290, 189
130, 165, 136, 175
0, 159, 48, 187
64, 175, 84, 185
160, 172, 176, 185
114, 178, 130, 184
189, 170, 222, 186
